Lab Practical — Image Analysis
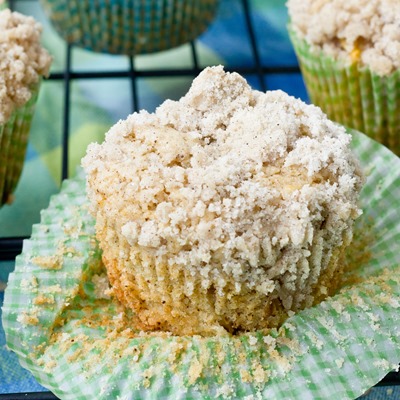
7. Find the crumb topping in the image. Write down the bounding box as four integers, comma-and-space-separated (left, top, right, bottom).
0, 8, 52, 124
82, 66, 363, 335
287, 0, 400, 76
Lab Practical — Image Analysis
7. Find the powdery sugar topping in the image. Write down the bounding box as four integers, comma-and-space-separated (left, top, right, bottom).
0, 9, 52, 124
287, 0, 400, 76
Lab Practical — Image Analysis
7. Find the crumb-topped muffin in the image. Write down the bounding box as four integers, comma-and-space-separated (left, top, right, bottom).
0, 9, 50, 124
82, 66, 363, 336
287, 0, 400, 76
287, 0, 400, 155
0, 8, 51, 205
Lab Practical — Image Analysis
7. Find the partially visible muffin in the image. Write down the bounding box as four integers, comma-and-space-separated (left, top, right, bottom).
287, 0, 400, 155
0, 8, 52, 206
288, 0, 400, 76
39, 0, 218, 55
82, 66, 363, 336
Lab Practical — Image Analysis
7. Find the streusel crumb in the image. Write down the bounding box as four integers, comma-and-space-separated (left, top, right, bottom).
82, 66, 363, 336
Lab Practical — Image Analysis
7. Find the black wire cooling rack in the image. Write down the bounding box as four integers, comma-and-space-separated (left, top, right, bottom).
0, 0, 399, 399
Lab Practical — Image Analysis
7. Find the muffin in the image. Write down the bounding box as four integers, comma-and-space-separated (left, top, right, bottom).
82, 66, 363, 336
0, 8, 52, 206
38, 0, 218, 56
287, 0, 400, 156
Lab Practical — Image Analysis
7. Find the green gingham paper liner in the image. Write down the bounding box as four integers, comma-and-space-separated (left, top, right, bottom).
288, 25, 400, 156
39, 0, 218, 55
2, 129, 400, 399
0, 82, 40, 206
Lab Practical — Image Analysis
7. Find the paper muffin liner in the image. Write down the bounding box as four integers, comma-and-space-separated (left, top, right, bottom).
39, 0, 218, 56
0, 82, 40, 206
288, 25, 400, 156
2, 129, 400, 399
98, 220, 349, 336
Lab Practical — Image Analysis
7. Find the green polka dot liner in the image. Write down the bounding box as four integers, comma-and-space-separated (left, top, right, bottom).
0, 82, 41, 206
2, 130, 400, 399
289, 25, 400, 157
38, 0, 218, 56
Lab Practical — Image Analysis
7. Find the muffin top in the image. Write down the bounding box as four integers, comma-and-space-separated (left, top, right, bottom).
0, 8, 52, 124
82, 66, 362, 298
287, 0, 400, 76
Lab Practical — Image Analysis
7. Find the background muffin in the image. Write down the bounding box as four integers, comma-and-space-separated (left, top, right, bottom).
287, 0, 400, 156
0, 8, 52, 206
82, 66, 363, 336
38, 0, 218, 56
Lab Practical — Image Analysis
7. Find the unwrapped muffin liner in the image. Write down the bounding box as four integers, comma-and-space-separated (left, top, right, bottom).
0, 82, 40, 206
39, 0, 218, 55
289, 26, 400, 156
2, 130, 400, 399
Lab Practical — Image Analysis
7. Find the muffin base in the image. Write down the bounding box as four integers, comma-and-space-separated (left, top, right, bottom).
39, 0, 218, 55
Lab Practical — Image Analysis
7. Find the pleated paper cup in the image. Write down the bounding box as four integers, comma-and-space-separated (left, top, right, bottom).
289, 25, 400, 156
0, 82, 40, 206
2, 129, 400, 400
97, 217, 351, 336
39, 0, 218, 56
